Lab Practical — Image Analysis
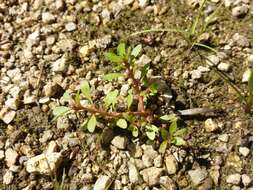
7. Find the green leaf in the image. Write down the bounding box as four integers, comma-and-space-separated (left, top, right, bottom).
160, 128, 169, 140
87, 114, 96, 133
160, 114, 177, 122
52, 106, 70, 120
126, 90, 133, 109
122, 113, 134, 122
159, 140, 168, 153
105, 52, 123, 63
131, 44, 142, 57
75, 90, 81, 104
117, 43, 126, 56
172, 137, 186, 146
131, 126, 139, 137
103, 73, 124, 81
61, 92, 72, 102
116, 118, 128, 129
140, 64, 150, 79
149, 83, 159, 95
103, 90, 118, 109
80, 81, 92, 103
174, 128, 187, 137
146, 124, 159, 140
146, 130, 156, 140
169, 121, 177, 136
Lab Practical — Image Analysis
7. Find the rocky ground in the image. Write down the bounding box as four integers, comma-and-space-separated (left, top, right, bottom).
0, 0, 253, 189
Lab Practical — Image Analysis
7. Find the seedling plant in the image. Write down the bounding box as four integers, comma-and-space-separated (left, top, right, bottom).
53, 43, 187, 151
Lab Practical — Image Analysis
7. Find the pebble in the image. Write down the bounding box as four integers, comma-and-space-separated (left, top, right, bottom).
242, 68, 251, 83
247, 54, 253, 63
204, 118, 220, 132
0, 109, 16, 124
206, 55, 220, 66
232, 33, 250, 47
3, 170, 14, 185
239, 147, 250, 157
0, 150, 5, 160
52, 56, 68, 73
191, 70, 202, 80
26, 153, 62, 175
154, 155, 163, 168
136, 54, 152, 67
217, 62, 230, 72
65, 22, 77, 32
5, 148, 19, 167
140, 167, 164, 186
188, 168, 208, 186
128, 160, 139, 184
218, 134, 229, 142
139, 0, 149, 8
232, 5, 249, 17
94, 175, 111, 190
165, 154, 178, 175
141, 145, 158, 167
242, 174, 251, 187
159, 176, 177, 190
226, 173, 241, 185
111, 136, 128, 150
42, 12, 55, 23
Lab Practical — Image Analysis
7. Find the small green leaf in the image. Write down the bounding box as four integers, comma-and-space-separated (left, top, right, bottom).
122, 113, 134, 122
159, 140, 168, 153
116, 118, 128, 129
127, 90, 133, 109
160, 114, 177, 122
87, 115, 96, 133
52, 106, 70, 120
174, 128, 187, 137
146, 131, 156, 140
140, 64, 150, 79
75, 90, 81, 104
80, 81, 92, 103
131, 126, 139, 137
105, 52, 123, 63
160, 128, 169, 140
131, 44, 142, 57
169, 121, 177, 136
103, 90, 118, 109
61, 92, 72, 102
117, 43, 126, 56
149, 83, 159, 95
172, 137, 186, 146
103, 73, 124, 81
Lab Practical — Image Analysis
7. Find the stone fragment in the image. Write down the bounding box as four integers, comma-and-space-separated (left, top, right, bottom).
128, 160, 139, 184
5, 148, 19, 167
52, 56, 68, 73
239, 147, 250, 157
42, 12, 55, 23
226, 174, 241, 185
93, 175, 111, 190
0, 150, 5, 160
242, 68, 251, 83
188, 168, 208, 186
65, 22, 77, 32
26, 153, 62, 175
206, 55, 220, 66
204, 118, 219, 132
140, 167, 164, 186
165, 155, 178, 175
232, 33, 250, 47
241, 174, 251, 187
0, 109, 16, 124
3, 170, 14, 185
159, 176, 177, 190
111, 136, 128, 150
141, 145, 158, 167
217, 62, 230, 72
232, 5, 249, 18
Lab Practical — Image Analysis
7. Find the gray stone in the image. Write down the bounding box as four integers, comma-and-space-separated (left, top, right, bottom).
191, 70, 202, 80
242, 69, 251, 83
159, 176, 177, 190
154, 155, 163, 168
3, 170, 14, 185
141, 145, 158, 167
239, 147, 250, 157
128, 160, 139, 184
204, 118, 219, 132
232, 33, 250, 47
232, 5, 249, 18
217, 62, 230, 72
242, 174, 251, 187
226, 173, 241, 185
42, 12, 55, 23
165, 155, 178, 175
188, 168, 208, 186
140, 167, 164, 186
111, 136, 128, 150
57, 116, 70, 130
94, 175, 111, 190
40, 130, 53, 143
26, 153, 62, 175
5, 148, 19, 167
52, 56, 68, 73
206, 55, 220, 66
65, 22, 77, 32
